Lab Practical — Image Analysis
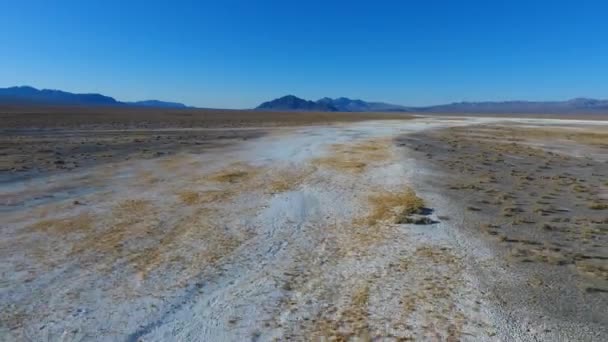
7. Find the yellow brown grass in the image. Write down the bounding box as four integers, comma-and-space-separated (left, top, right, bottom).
364, 188, 425, 225
508, 246, 570, 265
158, 153, 203, 172
177, 189, 240, 206
588, 201, 608, 210
26, 212, 94, 235
177, 191, 201, 205
397, 245, 468, 341
310, 283, 372, 340
266, 166, 316, 194
454, 125, 608, 147
69, 199, 154, 259
575, 260, 608, 281
312, 139, 393, 173
208, 162, 261, 183
331, 188, 425, 256
130, 207, 244, 281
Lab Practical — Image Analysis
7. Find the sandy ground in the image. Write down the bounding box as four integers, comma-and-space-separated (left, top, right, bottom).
1, 115, 607, 341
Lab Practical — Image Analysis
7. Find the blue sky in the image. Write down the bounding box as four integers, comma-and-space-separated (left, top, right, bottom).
1, 0, 607, 108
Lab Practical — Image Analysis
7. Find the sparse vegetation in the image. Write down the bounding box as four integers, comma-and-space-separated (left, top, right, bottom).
312, 139, 393, 173
365, 188, 426, 225
209, 163, 259, 183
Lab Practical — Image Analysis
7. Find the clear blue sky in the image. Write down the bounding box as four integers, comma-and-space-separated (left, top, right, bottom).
1, 0, 606, 108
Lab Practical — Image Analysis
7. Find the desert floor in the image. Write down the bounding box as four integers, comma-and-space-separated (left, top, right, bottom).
1, 111, 607, 341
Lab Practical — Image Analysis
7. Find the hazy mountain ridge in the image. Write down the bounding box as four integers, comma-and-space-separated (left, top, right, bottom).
0, 86, 189, 108
127, 100, 187, 108
2, 86, 606, 113
317, 97, 409, 112
417, 98, 608, 114
256, 95, 407, 112
256, 95, 339, 111
257, 95, 608, 114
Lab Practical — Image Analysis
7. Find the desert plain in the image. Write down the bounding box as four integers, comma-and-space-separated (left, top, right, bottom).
1, 106, 607, 341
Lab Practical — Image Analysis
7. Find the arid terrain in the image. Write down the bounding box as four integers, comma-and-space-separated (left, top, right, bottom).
1, 107, 607, 341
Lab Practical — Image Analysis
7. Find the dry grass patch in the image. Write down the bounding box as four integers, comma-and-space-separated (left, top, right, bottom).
159, 153, 196, 172
208, 162, 262, 184
313, 139, 393, 173
588, 201, 608, 210
312, 157, 367, 173
114, 199, 151, 215
576, 260, 608, 281
467, 125, 608, 147
333, 188, 426, 255
178, 189, 238, 205
310, 283, 372, 340
177, 191, 201, 205
524, 127, 608, 146
364, 188, 425, 225
129, 209, 234, 278
398, 245, 470, 340
26, 212, 94, 235
129, 208, 246, 281
135, 170, 161, 185
266, 166, 316, 194
508, 246, 571, 265
69, 199, 155, 260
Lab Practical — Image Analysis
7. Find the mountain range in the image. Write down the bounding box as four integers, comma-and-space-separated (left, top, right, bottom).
2, 86, 607, 114
257, 95, 608, 114
256, 95, 409, 112
0, 86, 188, 108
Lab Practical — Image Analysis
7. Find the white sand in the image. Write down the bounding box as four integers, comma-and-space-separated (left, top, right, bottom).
2, 117, 606, 341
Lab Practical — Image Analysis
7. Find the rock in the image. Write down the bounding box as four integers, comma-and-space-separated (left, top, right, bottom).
397, 214, 435, 225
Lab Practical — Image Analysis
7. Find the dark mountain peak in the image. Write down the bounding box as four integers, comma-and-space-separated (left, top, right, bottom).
315, 97, 409, 112
2, 85, 41, 95
11, 85, 38, 91
257, 95, 409, 112
256, 95, 338, 111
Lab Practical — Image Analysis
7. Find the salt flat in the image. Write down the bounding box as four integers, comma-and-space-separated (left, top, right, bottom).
1, 116, 607, 341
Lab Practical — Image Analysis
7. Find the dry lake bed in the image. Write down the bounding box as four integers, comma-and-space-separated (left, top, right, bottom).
1, 110, 607, 341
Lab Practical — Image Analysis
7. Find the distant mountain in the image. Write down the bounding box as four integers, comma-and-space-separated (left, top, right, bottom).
256, 95, 407, 112
128, 100, 188, 108
0, 86, 120, 106
0, 86, 189, 108
256, 95, 338, 111
256, 95, 608, 114
3, 86, 606, 114
418, 98, 608, 114
317, 97, 409, 112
